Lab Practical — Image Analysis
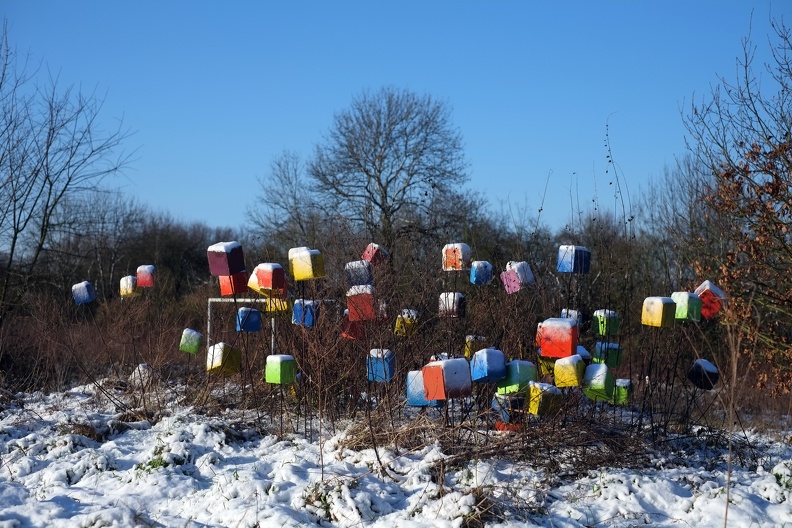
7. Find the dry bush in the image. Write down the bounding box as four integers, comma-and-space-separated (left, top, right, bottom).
0, 166, 757, 465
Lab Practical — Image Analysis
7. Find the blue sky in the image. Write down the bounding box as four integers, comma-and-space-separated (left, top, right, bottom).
3, 1, 781, 236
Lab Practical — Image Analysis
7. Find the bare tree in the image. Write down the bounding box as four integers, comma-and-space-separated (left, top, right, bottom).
0, 22, 130, 323
308, 86, 469, 251
636, 155, 732, 289
683, 17, 792, 389
247, 151, 330, 251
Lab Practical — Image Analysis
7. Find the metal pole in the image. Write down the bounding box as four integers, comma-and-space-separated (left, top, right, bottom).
271, 317, 276, 354
207, 299, 213, 352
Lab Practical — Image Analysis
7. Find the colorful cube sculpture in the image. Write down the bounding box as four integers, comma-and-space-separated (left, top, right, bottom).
536, 349, 557, 377
341, 312, 364, 340
219, 271, 249, 297
442, 243, 472, 271
289, 247, 325, 281
554, 354, 585, 388
557, 245, 591, 274
496, 360, 537, 395
671, 291, 702, 322
439, 292, 466, 318
406, 370, 442, 407
265, 354, 297, 384
179, 328, 203, 355
287, 246, 308, 273
248, 263, 287, 299
367, 349, 395, 382
463, 335, 487, 359
120, 275, 140, 298
470, 348, 507, 383
614, 379, 633, 405
394, 309, 419, 337
500, 270, 521, 294
207, 241, 245, 277
470, 261, 493, 285
72, 281, 96, 305
593, 309, 620, 337
694, 280, 726, 319
236, 307, 262, 332
593, 342, 623, 368
361, 242, 390, 267
527, 382, 562, 415
687, 358, 719, 390
500, 261, 534, 294
136, 265, 155, 288
347, 285, 376, 321
509, 260, 535, 286
292, 299, 319, 327
263, 298, 290, 315
641, 297, 676, 328
536, 318, 578, 358
560, 308, 582, 326
583, 363, 615, 401
206, 342, 242, 376
422, 358, 472, 400
491, 394, 524, 423
345, 260, 373, 287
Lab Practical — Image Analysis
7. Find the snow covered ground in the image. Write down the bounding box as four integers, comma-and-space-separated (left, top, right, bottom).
1, 382, 792, 527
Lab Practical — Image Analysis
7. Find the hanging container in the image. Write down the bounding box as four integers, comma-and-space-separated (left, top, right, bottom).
641, 296, 676, 328
593, 309, 620, 337
583, 363, 615, 401
469, 260, 493, 285
292, 299, 319, 327
236, 307, 262, 332
438, 292, 466, 318
394, 309, 419, 337
179, 328, 203, 355
72, 281, 96, 305
593, 342, 623, 368
347, 285, 377, 321
496, 360, 537, 395
406, 370, 443, 407
557, 245, 591, 274
442, 243, 472, 271
219, 271, 249, 297
136, 265, 155, 288
367, 349, 395, 382
345, 260, 373, 287
120, 275, 141, 299
554, 354, 585, 388
687, 358, 719, 390
248, 263, 288, 299
207, 241, 245, 277
470, 348, 507, 383
361, 242, 390, 267
536, 317, 578, 358
671, 291, 702, 322
422, 357, 472, 400
288, 247, 325, 281
527, 381, 562, 416
206, 342, 242, 376
265, 354, 297, 384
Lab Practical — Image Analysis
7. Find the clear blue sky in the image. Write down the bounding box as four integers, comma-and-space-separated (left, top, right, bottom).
3, 1, 782, 236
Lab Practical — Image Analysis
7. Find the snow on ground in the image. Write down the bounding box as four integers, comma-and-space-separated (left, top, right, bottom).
2, 382, 792, 527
